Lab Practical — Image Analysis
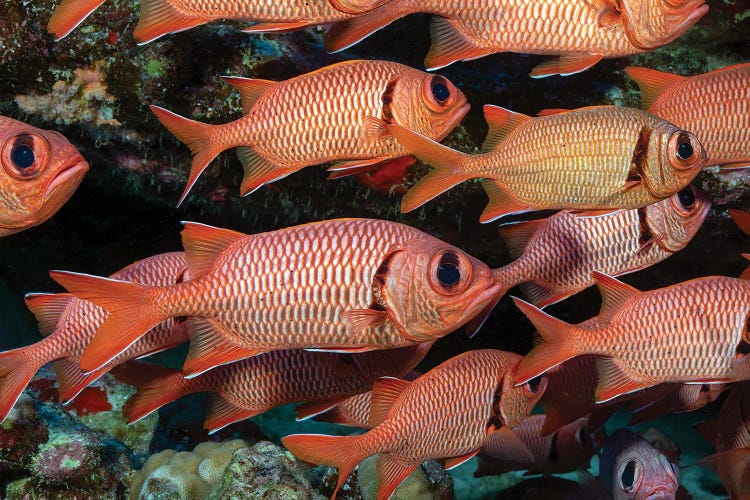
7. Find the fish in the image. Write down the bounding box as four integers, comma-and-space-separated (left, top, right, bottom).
599, 429, 680, 500
640, 428, 680, 466
629, 382, 727, 425
627, 63, 750, 170
0, 116, 89, 237
514, 272, 750, 402
150, 60, 469, 205
493, 184, 709, 307
47, 0, 355, 43
49, 218, 502, 375
116, 343, 431, 432
389, 105, 706, 222
474, 416, 596, 477
0, 252, 188, 422
325, 0, 707, 77
282, 349, 547, 499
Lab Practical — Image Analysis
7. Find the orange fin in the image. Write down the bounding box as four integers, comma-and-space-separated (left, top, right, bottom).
730, 209, 750, 235
324, 5, 404, 53
328, 157, 389, 177
312, 406, 364, 428
221, 77, 275, 114
376, 453, 419, 500
387, 123, 468, 213
498, 219, 543, 259
134, 0, 208, 44
520, 282, 569, 309
342, 308, 388, 337
541, 402, 589, 436
116, 361, 190, 423
585, 0, 621, 27
24, 293, 73, 336
595, 357, 652, 403
530, 53, 603, 78
49, 271, 165, 373
480, 181, 531, 223
295, 398, 347, 421
464, 294, 502, 339
236, 146, 295, 196
149, 105, 222, 206
47, 0, 107, 40
719, 162, 750, 170
183, 317, 262, 378
180, 222, 246, 280
369, 376, 411, 427
424, 17, 492, 70
482, 105, 532, 152
243, 21, 312, 33
592, 272, 640, 324
512, 297, 577, 384
53, 359, 108, 404
444, 449, 480, 470
363, 116, 391, 142
484, 426, 535, 463
624, 67, 685, 110
205, 396, 261, 433
0, 348, 40, 422
536, 108, 572, 117
282, 433, 364, 497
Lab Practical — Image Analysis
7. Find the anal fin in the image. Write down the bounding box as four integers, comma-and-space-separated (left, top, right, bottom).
530, 53, 603, 78
595, 357, 652, 403
205, 396, 261, 434
444, 449, 480, 470
376, 453, 419, 500
53, 359, 108, 404
243, 21, 313, 33
480, 181, 531, 223
183, 317, 264, 378
520, 281, 569, 309
483, 426, 535, 463
295, 398, 347, 421
425, 17, 493, 70
238, 147, 298, 196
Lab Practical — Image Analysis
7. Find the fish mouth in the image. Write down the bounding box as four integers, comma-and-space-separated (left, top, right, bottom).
461, 280, 505, 317
436, 102, 471, 140
643, 487, 677, 500
43, 156, 89, 203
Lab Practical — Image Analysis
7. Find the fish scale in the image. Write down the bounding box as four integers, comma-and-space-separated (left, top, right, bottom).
166, 0, 349, 19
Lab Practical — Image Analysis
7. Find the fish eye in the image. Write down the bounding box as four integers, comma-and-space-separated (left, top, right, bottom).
526, 375, 543, 393
431, 78, 451, 103
2, 133, 48, 180
428, 250, 472, 295
620, 460, 639, 493
668, 131, 702, 170
677, 141, 693, 161
422, 75, 455, 112
437, 253, 461, 288
12, 143, 35, 170
677, 186, 695, 208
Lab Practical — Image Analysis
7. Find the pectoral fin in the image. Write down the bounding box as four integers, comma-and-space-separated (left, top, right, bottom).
530, 53, 603, 78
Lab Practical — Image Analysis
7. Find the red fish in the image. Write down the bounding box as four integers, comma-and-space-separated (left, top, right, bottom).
50, 219, 502, 375
283, 350, 547, 499
629, 382, 727, 425
0, 252, 188, 422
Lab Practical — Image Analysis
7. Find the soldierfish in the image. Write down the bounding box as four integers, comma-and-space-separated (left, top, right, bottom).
474, 416, 596, 477
494, 185, 708, 307
116, 343, 431, 432
150, 60, 469, 205
627, 63, 750, 169
50, 219, 502, 375
514, 272, 750, 402
0, 252, 188, 423
629, 382, 727, 425
48, 0, 354, 43
325, 0, 707, 77
0, 116, 88, 237
389, 105, 706, 222
282, 349, 547, 499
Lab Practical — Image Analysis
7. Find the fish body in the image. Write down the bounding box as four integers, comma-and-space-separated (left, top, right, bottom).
151, 60, 468, 204
515, 273, 750, 402
495, 185, 708, 307
0, 116, 88, 237
390, 105, 706, 222
630, 382, 727, 424
282, 349, 547, 499
51, 219, 501, 375
627, 63, 750, 169
325, 0, 707, 77
0, 252, 188, 422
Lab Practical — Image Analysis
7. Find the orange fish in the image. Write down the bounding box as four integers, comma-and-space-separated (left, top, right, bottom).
116, 343, 430, 432
389, 105, 706, 222
150, 60, 468, 205
627, 63, 750, 169
474, 416, 596, 477
494, 185, 708, 307
325, 0, 707, 77
47, 0, 354, 43
0, 116, 88, 237
50, 219, 502, 375
514, 272, 750, 402
0, 252, 188, 422
282, 349, 547, 499
629, 382, 727, 425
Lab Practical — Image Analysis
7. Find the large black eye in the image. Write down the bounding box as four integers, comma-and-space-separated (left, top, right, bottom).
677, 186, 695, 208
431, 77, 451, 103
677, 139, 694, 161
526, 375, 543, 393
11, 143, 35, 170
621, 460, 637, 491
437, 253, 461, 288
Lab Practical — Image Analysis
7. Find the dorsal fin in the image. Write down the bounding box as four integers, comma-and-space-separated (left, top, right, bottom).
498, 219, 544, 259
369, 376, 411, 427
180, 222, 247, 280
625, 67, 685, 110
221, 77, 275, 114
536, 108, 571, 117
593, 272, 640, 323
24, 293, 74, 336
482, 105, 532, 152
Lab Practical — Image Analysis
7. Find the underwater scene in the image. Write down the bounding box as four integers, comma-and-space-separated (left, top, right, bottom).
0, 0, 749, 498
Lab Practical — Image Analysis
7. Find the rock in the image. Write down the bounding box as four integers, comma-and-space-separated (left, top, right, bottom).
0, 394, 48, 479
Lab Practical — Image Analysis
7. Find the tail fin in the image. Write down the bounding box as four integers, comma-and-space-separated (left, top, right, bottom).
282, 434, 366, 496
387, 124, 470, 212
134, 0, 208, 44
0, 348, 42, 422
47, 0, 107, 40
324, 3, 409, 53
49, 271, 169, 373
512, 297, 578, 384
149, 105, 223, 206
113, 361, 191, 423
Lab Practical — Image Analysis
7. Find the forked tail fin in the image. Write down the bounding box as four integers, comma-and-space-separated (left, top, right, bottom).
113, 360, 192, 423
47, 0, 107, 40
0, 348, 44, 422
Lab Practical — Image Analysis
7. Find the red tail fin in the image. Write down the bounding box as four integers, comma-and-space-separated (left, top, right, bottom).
49, 271, 169, 373
113, 361, 192, 423
0, 348, 42, 422
47, 0, 107, 40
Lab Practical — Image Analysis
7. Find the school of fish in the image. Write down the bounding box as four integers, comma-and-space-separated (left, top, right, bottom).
0, 0, 747, 498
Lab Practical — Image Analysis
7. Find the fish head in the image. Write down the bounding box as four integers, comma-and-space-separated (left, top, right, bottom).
643, 184, 709, 252
386, 73, 469, 143
373, 237, 502, 341
499, 370, 548, 428
617, 0, 708, 50
327, 0, 389, 14
640, 428, 681, 466
640, 122, 705, 200
552, 418, 598, 469
600, 429, 680, 500
0, 120, 88, 236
